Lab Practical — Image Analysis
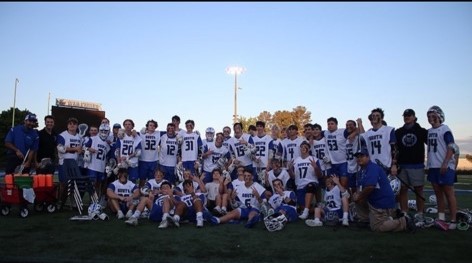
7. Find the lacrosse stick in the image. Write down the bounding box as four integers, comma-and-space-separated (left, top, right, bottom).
375, 159, 425, 201
14, 149, 31, 175
106, 158, 117, 177
78, 123, 89, 138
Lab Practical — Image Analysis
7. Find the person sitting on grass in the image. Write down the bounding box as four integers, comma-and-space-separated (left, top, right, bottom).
266, 178, 298, 223
205, 168, 229, 215
107, 168, 140, 219
125, 169, 168, 226
207, 167, 268, 228
305, 175, 349, 227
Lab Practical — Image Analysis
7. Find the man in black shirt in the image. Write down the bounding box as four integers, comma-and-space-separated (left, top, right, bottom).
35, 115, 58, 174
395, 109, 427, 222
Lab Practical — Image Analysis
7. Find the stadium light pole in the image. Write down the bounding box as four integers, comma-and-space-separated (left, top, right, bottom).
12, 78, 19, 127
226, 66, 246, 124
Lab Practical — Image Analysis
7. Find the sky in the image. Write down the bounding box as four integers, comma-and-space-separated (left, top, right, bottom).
1, 2, 471, 153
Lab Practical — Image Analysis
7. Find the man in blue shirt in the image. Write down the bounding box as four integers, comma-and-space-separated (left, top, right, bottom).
352, 148, 416, 232
4, 113, 39, 174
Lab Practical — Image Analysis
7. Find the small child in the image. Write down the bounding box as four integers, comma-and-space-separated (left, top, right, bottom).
205, 168, 228, 215
305, 175, 349, 227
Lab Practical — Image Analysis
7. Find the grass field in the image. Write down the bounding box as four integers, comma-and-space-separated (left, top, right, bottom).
1, 175, 472, 263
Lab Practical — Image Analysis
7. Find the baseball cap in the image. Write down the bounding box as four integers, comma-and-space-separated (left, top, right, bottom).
113, 123, 121, 129
25, 113, 37, 122
403, 109, 415, 116
354, 148, 369, 157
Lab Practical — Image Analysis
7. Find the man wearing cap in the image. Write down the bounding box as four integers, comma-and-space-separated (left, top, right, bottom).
4, 113, 40, 174
395, 109, 428, 220
352, 148, 415, 232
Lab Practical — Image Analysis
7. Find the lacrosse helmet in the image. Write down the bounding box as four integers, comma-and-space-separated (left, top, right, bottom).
408, 200, 417, 211
324, 210, 340, 226
429, 194, 437, 205
99, 124, 110, 140
427, 105, 445, 123
389, 176, 401, 195
205, 127, 215, 142
88, 203, 102, 217
264, 213, 287, 232
456, 210, 472, 224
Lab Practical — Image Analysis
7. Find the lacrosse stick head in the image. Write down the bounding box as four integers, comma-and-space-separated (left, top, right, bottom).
106, 158, 117, 177
88, 203, 102, 217
324, 210, 340, 226
388, 176, 401, 195
175, 165, 184, 183
83, 149, 91, 163
78, 123, 89, 138
408, 200, 417, 211
176, 134, 183, 145
428, 194, 437, 205
217, 157, 227, 170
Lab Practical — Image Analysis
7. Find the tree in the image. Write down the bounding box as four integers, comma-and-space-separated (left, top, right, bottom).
272, 110, 293, 129
0, 107, 31, 168
238, 116, 257, 133
257, 111, 272, 132
291, 106, 312, 132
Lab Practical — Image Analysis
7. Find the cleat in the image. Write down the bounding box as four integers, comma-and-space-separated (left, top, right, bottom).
125, 210, 133, 219
197, 218, 204, 228
299, 212, 309, 220
306, 219, 323, 227
125, 217, 138, 226
168, 215, 180, 228
158, 219, 169, 229
117, 210, 124, 220
342, 218, 349, 227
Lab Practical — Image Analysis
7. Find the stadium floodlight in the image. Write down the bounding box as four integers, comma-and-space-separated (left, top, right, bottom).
226, 66, 246, 124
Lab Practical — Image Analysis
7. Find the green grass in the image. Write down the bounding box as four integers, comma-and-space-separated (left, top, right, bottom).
1, 175, 472, 263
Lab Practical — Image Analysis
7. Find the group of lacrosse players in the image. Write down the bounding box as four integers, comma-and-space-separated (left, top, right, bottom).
6, 105, 465, 232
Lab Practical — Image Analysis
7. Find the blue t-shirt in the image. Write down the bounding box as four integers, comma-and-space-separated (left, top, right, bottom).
5, 124, 39, 155
358, 161, 396, 209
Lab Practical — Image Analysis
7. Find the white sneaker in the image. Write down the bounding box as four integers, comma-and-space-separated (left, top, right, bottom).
125, 217, 138, 226
221, 207, 227, 215
197, 217, 204, 228
299, 212, 309, 220
306, 219, 323, 227
449, 222, 457, 230
158, 219, 169, 229
342, 218, 349, 227
117, 210, 124, 220
168, 215, 180, 228
125, 210, 133, 219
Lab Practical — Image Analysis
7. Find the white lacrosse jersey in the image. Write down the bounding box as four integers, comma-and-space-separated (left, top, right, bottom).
281, 136, 304, 163
57, 130, 82, 164
84, 135, 110, 173
345, 135, 361, 174
181, 132, 203, 162
202, 139, 215, 151
249, 134, 274, 169
324, 129, 348, 164
268, 190, 296, 209
427, 124, 456, 170
205, 181, 220, 201
202, 143, 231, 173
293, 155, 319, 189
116, 133, 142, 167
177, 193, 206, 208
108, 180, 137, 198
311, 137, 331, 172
228, 178, 245, 191
223, 136, 231, 150
233, 182, 266, 210
324, 185, 342, 211
139, 131, 162, 162
267, 168, 291, 193
159, 133, 178, 167
362, 125, 396, 168
227, 133, 253, 166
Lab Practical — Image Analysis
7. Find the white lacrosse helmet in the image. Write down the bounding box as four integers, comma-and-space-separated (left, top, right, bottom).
429, 194, 437, 205
88, 203, 102, 216
264, 213, 287, 232
205, 127, 215, 142
407, 200, 417, 211
99, 124, 110, 140
388, 176, 401, 195
427, 105, 445, 123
